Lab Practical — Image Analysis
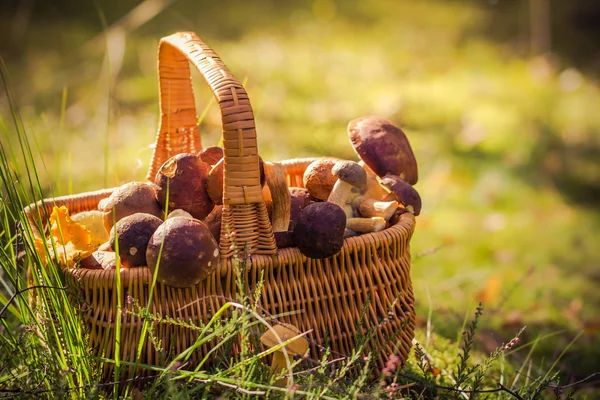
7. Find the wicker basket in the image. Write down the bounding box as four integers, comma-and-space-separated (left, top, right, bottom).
25, 32, 416, 380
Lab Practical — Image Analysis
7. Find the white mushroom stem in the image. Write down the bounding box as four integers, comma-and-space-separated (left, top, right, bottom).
264, 162, 291, 232
346, 217, 386, 233
353, 196, 399, 221
342, 203, 354, 219
327, 179, 353, 208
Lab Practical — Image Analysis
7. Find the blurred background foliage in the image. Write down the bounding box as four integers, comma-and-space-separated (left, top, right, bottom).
1, 0, 599, 385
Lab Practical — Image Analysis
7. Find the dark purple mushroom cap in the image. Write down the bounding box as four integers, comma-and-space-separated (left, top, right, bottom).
348, 116, 418, 184
98, 182, 162, 233
155, 153, 214, 220
146, 217, 219, 288
292, 202, 346, 259
198, 146, 224, 167
274, 230, 295, 249
380, 174, 422, 216
288, 187, 312, 230
110, 213, 163, 268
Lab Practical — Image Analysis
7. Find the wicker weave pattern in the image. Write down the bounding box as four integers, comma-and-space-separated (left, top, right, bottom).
25, 32, 416, 381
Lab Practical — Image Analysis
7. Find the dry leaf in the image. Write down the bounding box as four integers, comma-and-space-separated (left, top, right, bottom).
476, 275, 502, 306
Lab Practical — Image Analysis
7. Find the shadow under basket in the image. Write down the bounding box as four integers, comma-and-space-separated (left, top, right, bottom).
25, 32, 416, 382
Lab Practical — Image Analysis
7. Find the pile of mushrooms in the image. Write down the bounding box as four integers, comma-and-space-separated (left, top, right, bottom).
50, 116, 419, 279
261, 116, 421, 260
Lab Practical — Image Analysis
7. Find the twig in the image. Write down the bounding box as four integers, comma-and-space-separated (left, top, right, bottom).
0, 285, 68, 319
194, 379, 266, 395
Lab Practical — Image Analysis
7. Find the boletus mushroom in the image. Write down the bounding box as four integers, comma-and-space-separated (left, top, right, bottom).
197, 146, 224, 167
380, 174, 422, 216
288, 187, 312, 230
326, 160, 367, 208
302, 158, 339, 201
348, 116, 418, 184
110, 213, 163, 268
259, 323, 309, 386
293, 202, 346, 259
98, 182, 162, 234
146, 217, 219, 288
154, 153, 214, 220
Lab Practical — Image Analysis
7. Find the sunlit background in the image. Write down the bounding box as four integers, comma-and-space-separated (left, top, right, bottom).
1, 0, 599, 385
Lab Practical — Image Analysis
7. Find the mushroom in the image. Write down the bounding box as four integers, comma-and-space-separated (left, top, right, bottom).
207, 157, 266, 205
352, 196, 399, 221
288, 187, 312, 230
358, 160, 390, 200
167, 209, 193, 219
98, 182, 162, 234
348, 116, 418, 184
197, 146, 224, 167
203, 205, 222, 245
154, 153, 214, 220
79, 250, 118, 270
292, 202, 346, 259
146, 217, 219, 288
380, 174, 422, 216
260, 323, 309, 386
263, 162, 293, 249
346, 217, 386, 233
326, 160, 367, 208
109, 213, 163, 268
302, 158, 338, 201
70, 210, 109, 248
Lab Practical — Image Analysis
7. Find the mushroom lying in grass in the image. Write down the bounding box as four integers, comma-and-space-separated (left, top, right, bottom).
98, 182, 162, 233
380, 174, 422, 216
110, 213, 163, 268
154, 153, 214, 220
293, 202, 346, 259
146, 217, 219, 288
348, 116, 418, 184
260, 323, 309, 386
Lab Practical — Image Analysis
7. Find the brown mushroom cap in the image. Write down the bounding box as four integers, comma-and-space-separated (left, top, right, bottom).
110, 213, 163, 268
155, 153, 214, 220
348, 116, 418, 184
98, 182, 162, 233
146, 217, 219, 288
292, 202, 346, 259
380, 174, 422, 216
198, 146, 224, 167
303, 158, 338, 201
260, 324, 309, 356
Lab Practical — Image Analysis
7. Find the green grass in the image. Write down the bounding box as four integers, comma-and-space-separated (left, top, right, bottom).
1, 0, 600, 397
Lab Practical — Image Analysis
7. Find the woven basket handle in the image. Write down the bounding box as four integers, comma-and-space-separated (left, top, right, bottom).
147, 32, 276, 258
147, 32, 263, 205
